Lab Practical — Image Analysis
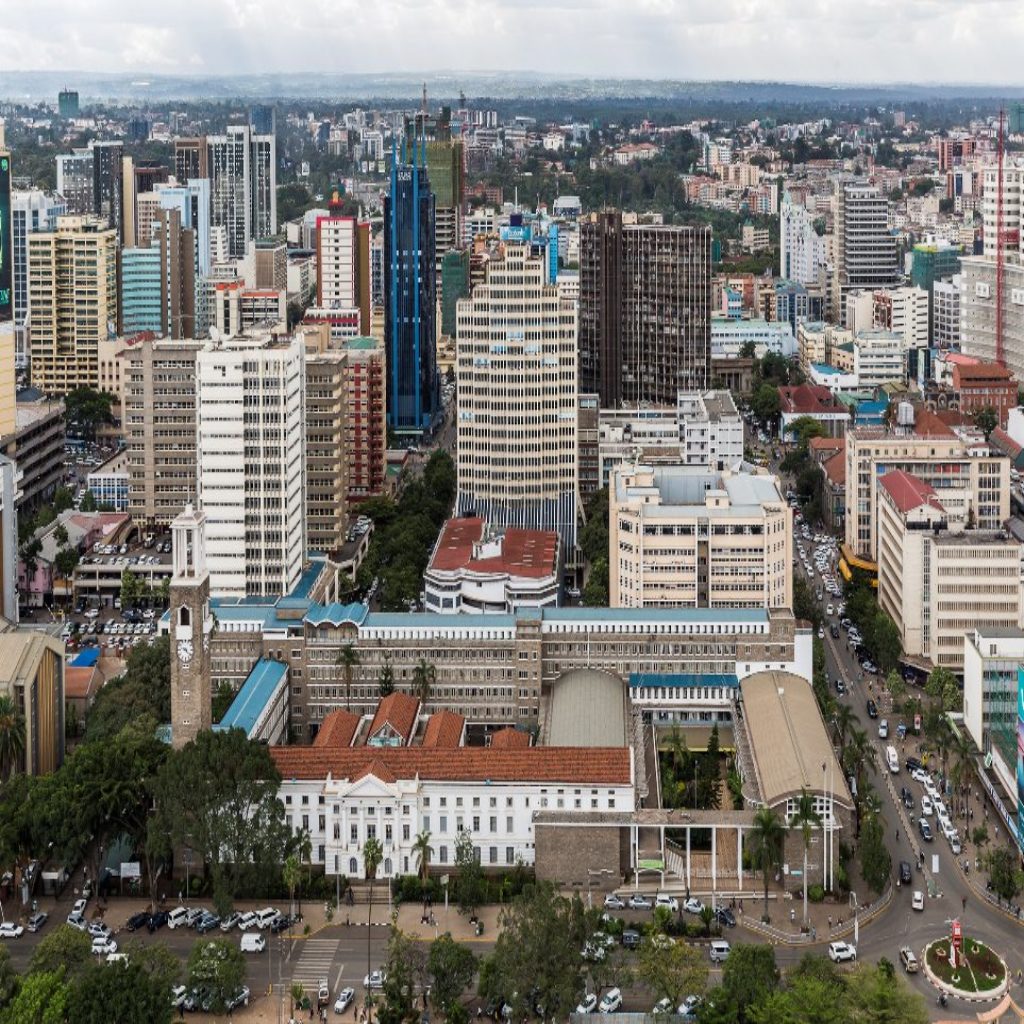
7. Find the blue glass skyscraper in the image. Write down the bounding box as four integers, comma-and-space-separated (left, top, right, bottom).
385, 138, 439, 434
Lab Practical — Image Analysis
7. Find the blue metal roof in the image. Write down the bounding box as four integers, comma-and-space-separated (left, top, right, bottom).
70, 648, 101, 667
214, 658, 288, 737
304, 602, 370, 627
629, 673, 739, 689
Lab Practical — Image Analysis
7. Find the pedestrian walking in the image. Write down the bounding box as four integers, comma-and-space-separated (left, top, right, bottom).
896, 829, 899, 841
828, 915, 832, 929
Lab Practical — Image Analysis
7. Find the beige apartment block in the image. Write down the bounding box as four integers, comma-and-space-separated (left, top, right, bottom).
844, 411, 1009, 559
28, 216, 118, 395
876, 469, 1024, 671
609, 464, 792, 610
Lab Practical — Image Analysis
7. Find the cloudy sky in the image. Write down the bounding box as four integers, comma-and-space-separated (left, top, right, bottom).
5, 0, 1023, 83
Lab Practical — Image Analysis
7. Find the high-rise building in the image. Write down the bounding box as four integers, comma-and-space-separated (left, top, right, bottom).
959, 256, 1024, 380
173, 137, 208, 185
315, 200, 370, 334
609, 464, 792, 610
832, 181, 899, 318
0, 152, 13, 439
871, 286, 929, 350
780, 194, 826, 285
196, 332, 306, 598
249, 104, 276, 137
57, 89, 79, 119
580, 212, 712, 407
441, 249, 469, 338
456, 243, 579, 551
206, 126, 276, 259
11, 192, 65, 366
933, 278, 961, 349
124, 337, 202, 526
911, 240, 962, 337
28, 215, 118, 395
342, 336, 386, 504
384, 145, 438, 434
981, 163, 1024, 259
91, 140, 125, 243
119, 208, 198, 339
55, 149, 93, 215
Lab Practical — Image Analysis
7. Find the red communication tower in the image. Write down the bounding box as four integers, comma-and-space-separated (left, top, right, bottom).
995, 108, 1020, 367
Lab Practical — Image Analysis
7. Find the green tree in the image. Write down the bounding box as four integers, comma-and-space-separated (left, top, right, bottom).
412, 659, 436, 706
986, 846, 1024, 903
0, 696, 26, 782
792, 575, 821, 630
53, 546, 79, 583
871, 610, 902, 674
120, 569, 143, 610
885, 669, 907, 703
973, 407, 998, 440
336, 643, 361, 713
925, 666, 957, 702
53, 522, 69, 546
283, 853, 301, 919
480, 882, 589, 1022
79, 490, 98, 512
52, 488, 74, 515
186, 939, 245, 1014
1, 970, 71, 1024
148, 729, 289, 902
454, 828, 484, 919
739, 340, 758, 358
64, 388, 115, 440
636, 935, 708, 1007
377, 654, 395, 698
413, 829, 433, 911
582, 556, 609, 606
721, 944, 780, 1023
579, 488, 609, 566
859, 811, 892, 895
427, 933, 477, 1014
29, 924, 92, 977
68, 961, 174, 1024
789, 789, 822, 923
751, 383, 781, 428
788, 416, 827, 450
83, 635, 171, 743
845, 960, 929, 1023
0, 946, 15, 1007
378, 927, 428, 1024
211, 681, 235, 724
748, 807, 785, 922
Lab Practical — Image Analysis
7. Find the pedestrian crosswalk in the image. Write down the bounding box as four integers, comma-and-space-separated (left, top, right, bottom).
292, 938, 339, 989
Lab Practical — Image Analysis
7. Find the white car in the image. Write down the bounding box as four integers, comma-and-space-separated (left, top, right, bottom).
576, 994, 598, 1015
827, 941, 857, 963
599, 989, 622, 1014
334, 987, 355, 1014
603, 893, 626, 910
363, 970, 387, 990
920, 795, 933, 817
878, 719, 889, 740
0, 922, 24, 939
66, 912, 87, 932
910, 768, 929, 785
171, 985, 187, 1009
72, 898, 87, 916
652, 999, 673, 1015
91, 937, 118, 956
88, 921, 111, 939
654, 893, 678, 913
678, 996, 702, 1018
683, 897, 704, 915
826, 604, 834, 616
911, 890, 925, 911
628, 893, 652, 910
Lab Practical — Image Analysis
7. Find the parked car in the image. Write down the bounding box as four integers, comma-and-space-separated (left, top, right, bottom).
652, 999, 673, 1015
714, 906, 736, 928
599, 989, 622, 1014
147, 911, 168, 933
66, 912, 87, 932
26, 912, 48, 933
709, 940, 731, 963
237, 912, 258, 931
124, 911, 149, 932
363, 970, 387, 990
225, 986, 250, 1011
678, 996, 702, 1019
91, 937, 117, 956
654, 894, 678, 913
918, 818, 933, 842
0, 923, 24, 939
334, 987, 356, 1014
682, 897, 704, 915
866, 699, 878, 719
196, 913, 221, 934
827, 941, 857, 963
628, 894, 652, 910
911, 891, 925, 911
905, 756, 924, 773
621, 930, 641, 949
920, 796, 933, 817
575, 994, 598, 1015
899, 787, 914, 810
171, 985, 188, 1009
219, 912, 243, 932
240, 932, 266, 953
603, 893, 625, 910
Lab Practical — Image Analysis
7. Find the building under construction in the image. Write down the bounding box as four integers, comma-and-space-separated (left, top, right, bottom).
579, 212, 712, 407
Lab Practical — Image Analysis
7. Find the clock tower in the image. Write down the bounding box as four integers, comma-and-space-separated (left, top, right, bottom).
169, 504, 214, 748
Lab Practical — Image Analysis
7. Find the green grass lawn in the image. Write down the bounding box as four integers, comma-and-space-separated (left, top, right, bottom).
925, 938, 1005, 993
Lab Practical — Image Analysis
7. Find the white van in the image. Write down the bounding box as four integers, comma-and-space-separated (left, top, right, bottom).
709, 940, 731, 963
166, 907, 190, 930
255, 907, 280, 929
241, 932, 266, 953
885, 746, 900, 773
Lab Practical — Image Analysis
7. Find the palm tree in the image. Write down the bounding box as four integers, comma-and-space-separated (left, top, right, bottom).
831, 704, 859, 749
296, 829, 313, 918
412, 659, 436, 707
412, 830, 433, 913
749, 806, 785, 923
699, 904, 715, 937
0, 696, 26, 782
363, 836, 384, 1023
282, 854, 301, 921
949, 732, 973, 818
789, 788, 822, 926
336, 644, 361, 713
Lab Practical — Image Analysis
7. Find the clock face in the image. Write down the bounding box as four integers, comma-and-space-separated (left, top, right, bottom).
177, 639, 194, 665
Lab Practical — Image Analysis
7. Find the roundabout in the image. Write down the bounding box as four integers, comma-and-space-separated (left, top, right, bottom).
922, 920, 1008, 1003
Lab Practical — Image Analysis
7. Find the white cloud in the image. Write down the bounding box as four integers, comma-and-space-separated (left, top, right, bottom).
4, 0, 1024, 82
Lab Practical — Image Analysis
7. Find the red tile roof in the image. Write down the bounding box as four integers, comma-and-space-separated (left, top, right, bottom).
823, 451, 846, 486
992, 427, 1023, 460
368, 692, 420, 745
421, 711, 465, 749
808, 437, 844, 453
270, 746, 632, 785
911, 409, 956, 438
313, 710, 361, 749
430, 519, 559, 579
879, 470, 945, 515
953, 361, 1015, 384
779, 384, 845, 415
489, 727, 532, 749
64, 666, 101, 701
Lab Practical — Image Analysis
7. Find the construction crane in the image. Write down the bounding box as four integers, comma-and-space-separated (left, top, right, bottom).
995, 108, 1019, 367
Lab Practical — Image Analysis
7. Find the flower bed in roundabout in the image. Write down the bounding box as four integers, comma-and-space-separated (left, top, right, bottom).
924, 937, 1008, 1000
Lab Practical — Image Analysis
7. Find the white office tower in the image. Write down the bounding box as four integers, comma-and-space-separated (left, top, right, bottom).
456, 243, 580, 552
196, 332, 306, 599
981, 162, 1024, 259
780, 194, 826, 285
206, 126, 276, 259
832, 181, 899, 318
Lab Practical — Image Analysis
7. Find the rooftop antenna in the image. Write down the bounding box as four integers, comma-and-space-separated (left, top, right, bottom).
421, 82, 428, 115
